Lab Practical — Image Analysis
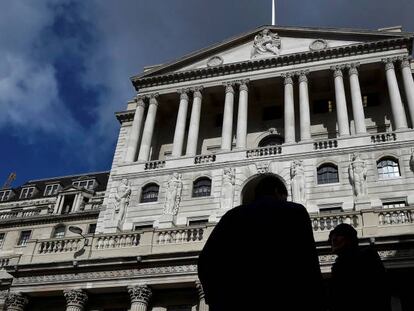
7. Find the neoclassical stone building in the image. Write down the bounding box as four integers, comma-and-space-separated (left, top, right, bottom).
1, 25, 414, 310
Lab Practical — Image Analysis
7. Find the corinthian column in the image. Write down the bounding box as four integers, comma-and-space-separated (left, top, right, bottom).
283, 73, 295, 143
186, 87, 203, 156
331, 66, 350, 136
236, 80, 249, 149
195, 280, 209, 311
124, 97, 146, 162
383, 58, 408, 130
172, 89, 189, 157
138, 94, 159, 162
5, 293, 28, 311
221, 82, 235, 151
297, 71, 311, 141
347, 63, 367, 134
63, 289, 88, 311
400, 56, 414, 127
128, 285, 152, 311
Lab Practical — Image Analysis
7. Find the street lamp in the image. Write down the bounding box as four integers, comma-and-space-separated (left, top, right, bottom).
69, 226, 88, 246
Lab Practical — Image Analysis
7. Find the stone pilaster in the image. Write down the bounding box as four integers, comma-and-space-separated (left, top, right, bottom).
195, 280, 209, 311
128, 285, 152, 311
283, 73, 295, 143
346, 63, 367, 134
399, 56, 414, 127
63, 289, 88, 311
138, 93, 159, 161
331, 65, 350, 136
172, 89, 190, 157
236, 80, 249, 149
186, 87, 203, 156
124, 97, 146, 162
297, 70, 311, 141
221, 82, 235, 151
383, 58, 408, 130
5, 293, 28, 311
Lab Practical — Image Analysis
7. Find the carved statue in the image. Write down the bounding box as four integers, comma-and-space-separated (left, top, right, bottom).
251, 29, 281, 59
220, 168, 235, 209
164, 173, 183, 215
113, 179, 131, 222
349, 153, 368, 198
290, 160, 306, 204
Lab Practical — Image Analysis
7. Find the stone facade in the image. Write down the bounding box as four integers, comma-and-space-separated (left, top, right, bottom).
1, 25, 414, 310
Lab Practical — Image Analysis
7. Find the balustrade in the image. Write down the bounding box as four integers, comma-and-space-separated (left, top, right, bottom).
0, 258, 9, 267
311, 213, 359, 232
378, 208, 414, 225
194, 154, 216, 164
156, 228, 204, 244
246, 146, 282, 158
314, 139, 338, 150
95, 233, 140, 249
38, 238, 82, 254
371, 133, 397, 143
144, 160, 166, 170
0, 208, 41, 220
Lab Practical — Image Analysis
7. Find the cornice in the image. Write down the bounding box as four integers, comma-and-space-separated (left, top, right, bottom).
115, 110, 135, 124
132, 37, 412, 90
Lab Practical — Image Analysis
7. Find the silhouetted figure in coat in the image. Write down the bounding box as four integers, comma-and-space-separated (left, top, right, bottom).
328, 223, 391, 311
198, 176, 325, 311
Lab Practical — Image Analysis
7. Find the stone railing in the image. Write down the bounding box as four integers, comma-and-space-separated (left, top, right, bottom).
194, 154, 216, 164
156, 227, 204, 244
371, 133, 397, 143
246, 146, 282, 158
94, 233, 140, 249
0, 258, 10, 267
144, 160, 166, 170
0, 208, 41, 221
314, 139, 338, 150
38, 237, 83, 254
378, 207, 414, 225
0, 211, 19, 220
311, 212, 360, 232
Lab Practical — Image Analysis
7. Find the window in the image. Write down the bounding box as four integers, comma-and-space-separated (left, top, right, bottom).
88, 223, 97, 234
258, 134, 284, 147
377, 158, 400, 179
44, 184, 60, 196
313, 99, 335, 114
18, 230, 31, 246
52, 225, 65, 238
20, 187, 35, 199
319, 206, 343, 214
317, 164, 339, 184
0, 190, 11, 202
73, 179, 95, 190
0, 233, 5, 248
133, 223, 153, 231
262, 106, 283, 121
382, 201, 407, 209
140, 183, 159, 203
193, 177, 211, 197
188, 219, 208, 226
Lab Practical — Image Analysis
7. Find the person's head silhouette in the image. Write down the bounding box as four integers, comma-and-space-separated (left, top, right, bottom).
329, 223, 358, 255
254, 176, 288, 201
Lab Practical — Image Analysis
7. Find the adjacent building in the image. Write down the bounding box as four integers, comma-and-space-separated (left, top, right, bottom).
1, 25, 414, 310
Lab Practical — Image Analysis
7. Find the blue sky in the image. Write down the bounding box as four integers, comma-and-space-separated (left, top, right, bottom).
1, 0, 414, 187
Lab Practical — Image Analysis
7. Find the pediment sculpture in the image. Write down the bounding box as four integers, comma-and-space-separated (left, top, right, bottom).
251, 29, 281, 59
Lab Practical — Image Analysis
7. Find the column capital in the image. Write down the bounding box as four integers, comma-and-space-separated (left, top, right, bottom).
63, 289, 88, 309
5, 293, 28, 311
147, 93, 159, 106
195, 280, 205, 300
296, 70, 310, 83
346, 62, 360, 76
177, 88, 189, 101
223, 82, 235, 94
191, 86, 203, 98
135, 96, 146, 108
282, 73, 294, 85
382, 57, 398, 70
399, 55, 412, 69
128, 285, 152, 305
331, 65, 344, 77
237, 79, 249, 91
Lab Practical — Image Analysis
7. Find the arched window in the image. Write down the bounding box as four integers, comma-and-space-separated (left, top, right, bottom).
192, 177, 211, 197
317, 163, 339, 184
258, 134, 284, 147
377, 157, 400, 179
52, 224, 66, 239
140, 183, 159, 203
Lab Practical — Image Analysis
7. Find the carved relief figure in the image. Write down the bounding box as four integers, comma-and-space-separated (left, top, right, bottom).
349, 153, 368, 198
290, 160, 306, 204
220, 168, 235, 209
113, 179, 132, 222
164, 173, 183, 215
251, 29, 281, 59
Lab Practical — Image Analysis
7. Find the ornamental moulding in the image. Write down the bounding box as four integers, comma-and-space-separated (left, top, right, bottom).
132, 37, 412, 90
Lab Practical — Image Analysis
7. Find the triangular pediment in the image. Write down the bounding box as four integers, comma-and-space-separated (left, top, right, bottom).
134, 25, 411, 81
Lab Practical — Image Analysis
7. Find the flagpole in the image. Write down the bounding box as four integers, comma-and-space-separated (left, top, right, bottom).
272, 0, 276, 26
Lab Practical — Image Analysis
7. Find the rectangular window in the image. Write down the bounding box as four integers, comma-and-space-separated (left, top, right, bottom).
382, 201, 407, 209
313, 99, 335, 114
88, 223, 97, 234
0, 233, 5, 248
133, 223, 153, 231
44, 184, 60, 196
73, 180, 95, 190
20, 187, 35, 199
188, 219, 208, 226
319, 206, 343, 214
0, 190, 11, 202
18, 230, 31, 246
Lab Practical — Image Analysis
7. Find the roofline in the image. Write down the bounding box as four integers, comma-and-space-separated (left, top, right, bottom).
26, 171, 110, 183
131, 24, 414, 83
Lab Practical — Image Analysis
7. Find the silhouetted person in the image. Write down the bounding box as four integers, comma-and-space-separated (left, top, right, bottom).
328, 223, 391, 311
198, 176, 325, 311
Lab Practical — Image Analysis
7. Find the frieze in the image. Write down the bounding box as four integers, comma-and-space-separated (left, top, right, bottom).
13, 264, 198, 285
